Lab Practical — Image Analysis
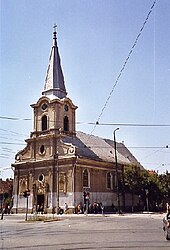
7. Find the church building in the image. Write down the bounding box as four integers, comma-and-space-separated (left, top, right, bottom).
12, 28, 143, 214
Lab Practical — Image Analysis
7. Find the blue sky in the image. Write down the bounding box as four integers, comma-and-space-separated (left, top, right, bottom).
0, 0, 170, 179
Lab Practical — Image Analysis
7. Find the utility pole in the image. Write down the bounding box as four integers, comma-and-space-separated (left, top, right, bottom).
113, 128, 120, 214
56, 151, 59, 214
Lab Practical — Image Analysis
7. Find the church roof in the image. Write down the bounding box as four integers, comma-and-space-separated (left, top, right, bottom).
42, 27, 67, 99
63, 131, 144, 169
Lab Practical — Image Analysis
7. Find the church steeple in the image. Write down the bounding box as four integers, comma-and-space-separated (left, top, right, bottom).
42, 25, 67, 99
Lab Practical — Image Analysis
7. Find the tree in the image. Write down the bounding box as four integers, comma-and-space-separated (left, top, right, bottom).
124, 165, 141, 212
158, 172, 170, 208
124, 167, 170, 212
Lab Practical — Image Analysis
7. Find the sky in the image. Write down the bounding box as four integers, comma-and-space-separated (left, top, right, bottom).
0, 0, 170, 179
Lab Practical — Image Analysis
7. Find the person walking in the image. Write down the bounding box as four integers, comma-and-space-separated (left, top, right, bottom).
1, 207, 5, 220
64, 203, 68, 214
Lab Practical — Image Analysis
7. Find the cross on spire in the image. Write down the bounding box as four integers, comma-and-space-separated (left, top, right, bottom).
53, 23, 57, 33
53, 23, 57, 41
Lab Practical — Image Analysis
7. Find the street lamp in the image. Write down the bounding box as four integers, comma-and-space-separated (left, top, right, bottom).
56, 151, 59, 215
113, 128, 120, 214
55, 128, 62, 215
145, 189, 149, 212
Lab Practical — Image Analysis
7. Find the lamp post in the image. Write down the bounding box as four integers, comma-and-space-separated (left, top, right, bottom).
145, 189, 149, 212
56, 151, 59, 215
113, 128, 120, 214
56, 128, 62, 215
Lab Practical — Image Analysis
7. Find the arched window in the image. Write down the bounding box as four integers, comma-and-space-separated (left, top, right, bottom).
83, 169, 89, 188
64, 116, 69, 132
106, 172, 112, 189
42, 115, 48, 131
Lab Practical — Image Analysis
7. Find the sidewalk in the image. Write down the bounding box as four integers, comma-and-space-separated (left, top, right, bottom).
1, 211, 165, 222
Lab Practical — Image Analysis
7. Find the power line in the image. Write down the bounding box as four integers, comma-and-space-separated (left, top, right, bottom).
0, 142, 26, 146
0, 140, 169, 149
0, 128, 28, 137
1, 115, 170, 127
77, 122, 170, 127
1, 119, 169, 146
0, 116, 31, 121
89, 0, 157, 137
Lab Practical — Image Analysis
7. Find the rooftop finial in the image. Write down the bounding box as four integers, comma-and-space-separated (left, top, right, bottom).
53, 23, 57, 33
53, 24, 57, 46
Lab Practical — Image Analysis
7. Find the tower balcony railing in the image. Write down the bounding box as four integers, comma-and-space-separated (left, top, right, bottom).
30, 128, 61, 138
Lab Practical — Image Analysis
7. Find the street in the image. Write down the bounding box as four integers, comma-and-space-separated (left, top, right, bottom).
0, 213, 169, 250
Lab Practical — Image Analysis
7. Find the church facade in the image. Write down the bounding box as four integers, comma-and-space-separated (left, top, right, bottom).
12, 29, 143, 214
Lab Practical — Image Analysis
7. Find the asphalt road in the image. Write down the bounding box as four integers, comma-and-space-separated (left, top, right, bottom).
0, 213, 170, 250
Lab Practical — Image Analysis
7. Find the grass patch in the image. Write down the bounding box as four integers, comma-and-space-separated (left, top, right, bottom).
27, 215, 61, 222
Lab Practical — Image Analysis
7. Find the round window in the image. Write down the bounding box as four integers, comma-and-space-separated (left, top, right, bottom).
41, 103, 48, 111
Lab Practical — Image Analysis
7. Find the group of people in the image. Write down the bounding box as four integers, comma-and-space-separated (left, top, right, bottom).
74, 202, 104, 214
57, 203, 69, 215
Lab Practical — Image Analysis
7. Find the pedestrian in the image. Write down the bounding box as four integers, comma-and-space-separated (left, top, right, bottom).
100, 202, 104, 215
1, 207, 5, 220
166, 202, 170, 213
77, 204, 82, 214
93, 202, 97, 214
64, 203, 68, 214
163, 208, 170, 240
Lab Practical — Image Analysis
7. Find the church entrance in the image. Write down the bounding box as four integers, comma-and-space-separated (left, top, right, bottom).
37, 194, 44, 213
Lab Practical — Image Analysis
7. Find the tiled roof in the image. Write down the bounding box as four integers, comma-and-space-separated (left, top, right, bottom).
63, 131, 144, 169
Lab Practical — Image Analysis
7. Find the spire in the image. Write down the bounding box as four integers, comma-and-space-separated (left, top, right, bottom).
42, 25, 67, 99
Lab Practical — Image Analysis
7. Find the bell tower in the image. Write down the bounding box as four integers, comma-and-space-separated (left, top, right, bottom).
31, 26, 77, 137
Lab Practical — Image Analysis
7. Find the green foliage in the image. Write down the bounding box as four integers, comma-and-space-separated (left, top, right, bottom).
123, 166, 170, 211
124, 166, 141, 194
158, 173, 170, 201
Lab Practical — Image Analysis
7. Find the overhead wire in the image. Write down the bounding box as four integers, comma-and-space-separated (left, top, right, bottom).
1, 116, 170, 127
87, 0, 157, 138
0, 128, 28, 137
0, 140, 168, 149
1, 118, 170, 150
0, 116, 31, 121
77, 122, 170, 127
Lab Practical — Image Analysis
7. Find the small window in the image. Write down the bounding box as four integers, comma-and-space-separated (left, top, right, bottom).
42, 115, 48, 131
64, 116, 69, 132
106, 172, 112, 189
83, 169, 89, 188
64, 104, 68, 111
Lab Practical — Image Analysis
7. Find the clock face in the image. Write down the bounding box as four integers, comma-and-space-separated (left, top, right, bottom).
64, 104, 68, 111
41, 103, 48, 111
